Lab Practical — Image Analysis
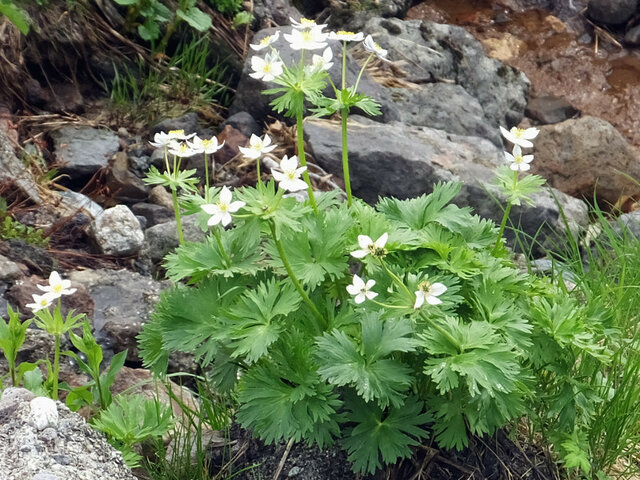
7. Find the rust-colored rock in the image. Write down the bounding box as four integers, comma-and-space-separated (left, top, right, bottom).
215, 124, 248, 165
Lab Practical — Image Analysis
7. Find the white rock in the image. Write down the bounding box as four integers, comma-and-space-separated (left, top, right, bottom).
90, 205, 145, 256
30, 397, 59, 431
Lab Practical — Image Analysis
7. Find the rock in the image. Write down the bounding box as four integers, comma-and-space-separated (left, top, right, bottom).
233, 18, 529, 147
104, 152, 149, 203
587, 0, 637, 24
131, 202, 173, 227
0, 387, 136, 479
305, 116, 588, 253
30, 397, 59, 430
0, 253, 23, 281
327, 0, 415, 30
252, 0, 301, 28
58, 191, 104, 219
150, 112, 198, 138
0, 127, 41, 203
364, 17, 530, 131
531, 116, 640, 205
625, 24, 640, 45
614, 210, 640, 237
216, 125, 248, 164
67, 269, 165, 360
526, 95, 579, 125
46, 82, 84, 114
149, 185, 175, 211
482, 33, 528, 63
0, 239, 56, 277
51, 126, 120, 179
89, 205, 144, 256
143, 215, 207, 264
222, 111, 263, 139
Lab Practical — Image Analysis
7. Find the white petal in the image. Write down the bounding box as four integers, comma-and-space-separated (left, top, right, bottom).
271, 170, 286, 182
374, 232, 388, 249
522, 155, 534, 163
357, 235, 373, 249
201, 204, 218, 215
520, 163, 531, 171
249, 134, 262, 147
220, 212, 233, 226
364, 279, 376, 290
219, 186, 232, 204
510, 163, 520, 171
280, 155, 297, 172
350, 249, 369, 259
413, 291, 425, 309
512, 145, 522, 158
354, 293, 366, 304
521, 127, 540, 139
351, 274, 365, 289
504, 151, 515, 163
208, 213, 223, 226
430, 282, 447, 296
281, 178, 308, 192
227, 201, 246, 213
346, 284, 360, 295
49, 271, 62, 286
426, 295, 443, 305
365, 290, 378, 300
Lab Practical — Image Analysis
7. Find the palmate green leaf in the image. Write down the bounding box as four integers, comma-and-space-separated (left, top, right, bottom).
376, 182, 472, 232
421, 317, 521, 398
0, 0, 30, 35
430, 395, 468, 450
493, 166, 546, 206
223, 279, 301, 362
342, 395, 431, 474
419, 246, 483, 279
264, 208, 351, 288
138, 276, 245, 371
164, 219, 263, 282
315, 313, 417, 408
237, 337, 342, 448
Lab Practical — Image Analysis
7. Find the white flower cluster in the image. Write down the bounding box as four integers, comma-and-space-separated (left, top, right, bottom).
26, 271, 77, 313
149, 129, 224, 158
248, 17, 389, 82
499, 126, 540, 171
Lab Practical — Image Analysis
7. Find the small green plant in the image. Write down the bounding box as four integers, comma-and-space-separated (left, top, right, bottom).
109, 37, 231, 124
113, 0, 211, 51
92, 393, 174, 468
0, 198, 50, 247
0, 305, 32, 387
63, 321, 128, 412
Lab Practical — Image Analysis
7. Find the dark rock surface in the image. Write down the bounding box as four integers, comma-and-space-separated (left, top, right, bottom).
587, 0, 637, 24
51, 126, 120, 179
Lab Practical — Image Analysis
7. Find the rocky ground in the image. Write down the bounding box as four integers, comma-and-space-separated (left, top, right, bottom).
2, 0, 640, 478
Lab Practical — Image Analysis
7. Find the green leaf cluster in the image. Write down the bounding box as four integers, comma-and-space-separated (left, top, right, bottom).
140, 181, 590, 474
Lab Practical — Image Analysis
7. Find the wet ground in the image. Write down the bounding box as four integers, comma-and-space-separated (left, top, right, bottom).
406, 0, 640, 150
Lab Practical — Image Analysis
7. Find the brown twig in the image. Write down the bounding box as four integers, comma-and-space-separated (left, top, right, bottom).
272, 437, 295, 480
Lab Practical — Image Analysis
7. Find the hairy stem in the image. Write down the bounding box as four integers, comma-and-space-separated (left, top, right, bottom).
341, 107, 352, 207
493, 170, 519, 254
213, 227, 231, 267
171, 186, 185, 245
52, 333, 60, 400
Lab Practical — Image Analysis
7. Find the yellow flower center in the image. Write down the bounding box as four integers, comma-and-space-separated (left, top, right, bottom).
418, 281, 432, 293
287, 172, 296, 180
302, 31, 313, 42
169, 129, 185, 136
510, 127, 524, 138
300, 18, 315, 25
263, 63, 272, 73
219, 203, 228, 212
203, 139, 212, 148
260, 36, 271, 45
514, 155, 523, 164
338, 30, 353, 36
53, 284, 63, 293
39, 298, 48, 306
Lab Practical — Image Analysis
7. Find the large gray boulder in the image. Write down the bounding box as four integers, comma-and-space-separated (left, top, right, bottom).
587, 0, 637, 24
51, 126, 120, 179
531, 116, 640, 205
89, 205, 145, 256
305, 116, 588, 253
0, 128, 41, 203
0, 388, 136, 480
232, 18, 529, 147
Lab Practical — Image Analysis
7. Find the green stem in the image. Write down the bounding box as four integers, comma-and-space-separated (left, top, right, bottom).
213, 227, 231, 267
94, 365, 106, 410
377, 257, 413, 298
171, 186, 185, 245
341, 107, 352, 207
493, 170, 519, 254
353, 53, 374, 93
341, 41, 347, 90
256, 156, 264, 190
295, 110, 318, 214
204, 153, 210, 195
269, 221, 325, 328
371, 299, 405, 310
52, 334, 60, 400
10, 360, 16, 387
419, 312, 461, 354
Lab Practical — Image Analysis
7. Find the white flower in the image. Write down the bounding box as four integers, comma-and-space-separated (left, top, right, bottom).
329, 30, 365, 42
414, 281, 447, 309
149, 130, 196, 149
271, 155, 308, 192
311, 47, 334, 71
26, 292, 56, 313
346, 274, 378, 304
363, 34, 389, 61
167, 140, 198, 158
284, 27, 328, 51
350, 233, 388, 259
249, 51, 284, 82
504, 145, 534, 172
499, 126, 540, 148
250, 31, 280, 51
238, 134, 277, 160
201, 186, 245, 227
290, 17, 327, 30
188, 135, 224, 155
37, 271, 76, 299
